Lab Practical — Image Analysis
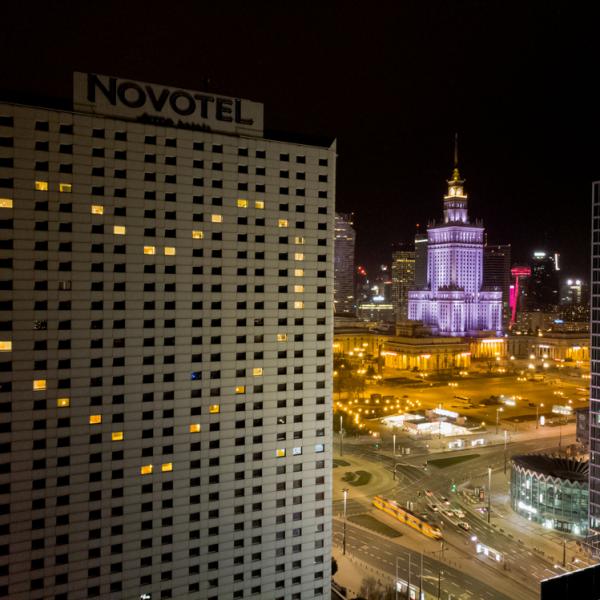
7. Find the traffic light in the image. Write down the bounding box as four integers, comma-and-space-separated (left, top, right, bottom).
451, 482, 457, 493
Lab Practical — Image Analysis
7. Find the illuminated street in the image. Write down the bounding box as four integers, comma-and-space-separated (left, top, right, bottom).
332, 369, 589, 598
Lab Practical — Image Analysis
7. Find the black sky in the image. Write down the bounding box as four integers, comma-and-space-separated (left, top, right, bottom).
2, 1, 599, 277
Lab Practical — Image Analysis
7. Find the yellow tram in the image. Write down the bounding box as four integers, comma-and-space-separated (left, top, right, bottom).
372, 495, 443, 540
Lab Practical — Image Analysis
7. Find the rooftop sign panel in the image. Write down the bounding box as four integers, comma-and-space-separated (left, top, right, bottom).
73, 72, 264, 136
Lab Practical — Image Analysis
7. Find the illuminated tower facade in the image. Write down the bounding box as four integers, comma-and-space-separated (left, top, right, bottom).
408, 147, 502, 336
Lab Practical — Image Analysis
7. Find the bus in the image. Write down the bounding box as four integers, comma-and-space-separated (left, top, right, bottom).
372, 495, 443, 540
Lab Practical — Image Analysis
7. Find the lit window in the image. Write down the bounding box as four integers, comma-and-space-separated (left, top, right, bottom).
89, 415, 102, 425
294, 253, 304, 261
143, 246, 156, 255
161, 463, 173, 472
209, 404, 220, 414
33, 379, 46, 391
294, 285, 304, 293
294, 301, 304, 309
91, 205, 104, 215
59, 183, 72, 193
253, 368, 263, 377
35, 181, 48, 191
294, 236, 305, 245
164, 247, 176, 256
211, 214, 223, 223
189, 423, 201, 433
294, 269, 304, 277
113, 225, 126, 235
192, 230, 204, 239
141, 465, 153, 475
292, 447, 302, 456
315, 444, 325, 453
237, 199, 248, 208
0, 341, 11, 352
277, 334, 288, 342
112, 431, 124, 441
276, 448, 286, 458
56, 397, 70, 408
0, 198, 13, 208
235, 386, 246, 394
278, 219, 288, 228
255, 200, 264, 209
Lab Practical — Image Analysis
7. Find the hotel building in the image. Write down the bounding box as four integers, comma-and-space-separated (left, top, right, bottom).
0, 73, 335, 600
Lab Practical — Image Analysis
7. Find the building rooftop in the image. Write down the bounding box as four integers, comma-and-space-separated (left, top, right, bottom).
512, 454, 588, 483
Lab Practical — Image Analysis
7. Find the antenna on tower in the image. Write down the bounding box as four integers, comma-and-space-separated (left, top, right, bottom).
454, 132, 459, 168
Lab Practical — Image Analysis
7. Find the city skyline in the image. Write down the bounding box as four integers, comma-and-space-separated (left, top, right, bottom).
1, 3, 598, 277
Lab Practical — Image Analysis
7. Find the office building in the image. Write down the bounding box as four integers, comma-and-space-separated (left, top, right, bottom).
590, 182, 600, 547
334, 213, 355, 315
511, 455, 588, 536
391, 244, 415, 321
483, 244, 511, 327
408, 156, 502, 336
0, 72, 335, 600
528, 250, 560, 310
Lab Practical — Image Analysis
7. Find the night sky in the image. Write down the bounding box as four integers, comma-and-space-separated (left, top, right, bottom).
2, 1, 599, 278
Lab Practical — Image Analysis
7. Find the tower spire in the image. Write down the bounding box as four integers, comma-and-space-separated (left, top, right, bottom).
451, 132, 461, 182
454, 132, 458, 168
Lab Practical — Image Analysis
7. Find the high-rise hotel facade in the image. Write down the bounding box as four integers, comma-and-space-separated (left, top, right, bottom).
0, 73, 335, 600
589, 182, 600, 544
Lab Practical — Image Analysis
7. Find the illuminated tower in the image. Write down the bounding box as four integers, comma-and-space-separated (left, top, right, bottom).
408, 138, 503, 336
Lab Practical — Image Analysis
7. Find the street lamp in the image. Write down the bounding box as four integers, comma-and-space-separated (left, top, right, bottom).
437, 569, 443, 600
496, 407, 504, 434
487, 466, 492, 524
342, 488, 348, 555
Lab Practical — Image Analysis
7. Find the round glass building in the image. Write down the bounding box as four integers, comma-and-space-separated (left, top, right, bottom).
511, 454, 588, 535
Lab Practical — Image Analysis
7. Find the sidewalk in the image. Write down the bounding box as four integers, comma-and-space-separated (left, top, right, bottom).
332, 549, 394, 599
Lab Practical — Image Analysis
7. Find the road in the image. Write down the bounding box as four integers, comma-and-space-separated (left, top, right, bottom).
333, 433, 586, 598
333, 518, 532, 600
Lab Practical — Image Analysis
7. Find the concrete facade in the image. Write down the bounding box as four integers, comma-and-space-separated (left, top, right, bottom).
0, 74, 335, 600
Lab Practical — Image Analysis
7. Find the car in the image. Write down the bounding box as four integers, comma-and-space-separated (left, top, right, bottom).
453, 509, 465, 519
429, 504, 440, 512
425, 489, 433, 497
528, 402, 536, 408
440, 496, 450, 506
458, 521, 471, 531
442, 509, 454, 519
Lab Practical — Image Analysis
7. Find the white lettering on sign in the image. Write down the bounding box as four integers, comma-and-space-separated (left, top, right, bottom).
73, 72, 263, 136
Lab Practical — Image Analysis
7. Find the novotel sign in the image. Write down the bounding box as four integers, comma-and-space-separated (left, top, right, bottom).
73, 72, 263, 136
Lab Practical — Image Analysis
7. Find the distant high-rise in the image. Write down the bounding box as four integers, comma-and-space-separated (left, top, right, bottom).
391, 244, 416, 320
414, 232, 428, 287
334, 213, 356, 314
528, 250, 560, 310
589, 183, 600, 544
483, 244, 511, 327
0, 72, 334, 600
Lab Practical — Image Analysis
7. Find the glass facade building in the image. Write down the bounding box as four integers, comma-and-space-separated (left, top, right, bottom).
511, 455, 589, 535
